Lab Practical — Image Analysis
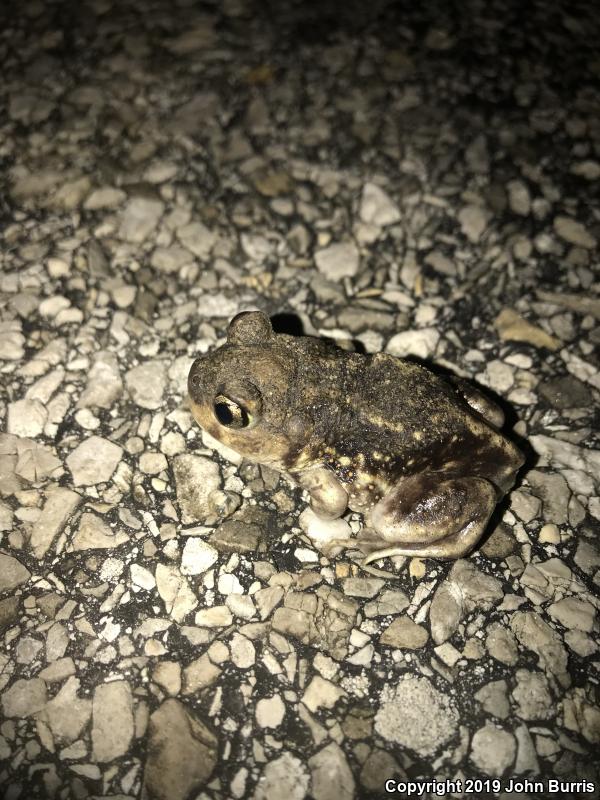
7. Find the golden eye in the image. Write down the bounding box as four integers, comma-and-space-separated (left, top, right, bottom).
213, 394, 251, 429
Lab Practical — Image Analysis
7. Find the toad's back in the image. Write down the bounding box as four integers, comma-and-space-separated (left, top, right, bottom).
311, 351, 521, 493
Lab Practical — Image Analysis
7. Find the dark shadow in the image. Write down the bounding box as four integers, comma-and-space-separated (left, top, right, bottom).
270, 312, 305, 337
270, 311, 367, 354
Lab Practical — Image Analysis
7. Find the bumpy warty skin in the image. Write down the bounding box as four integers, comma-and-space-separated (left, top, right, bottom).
188, 311, 524, 561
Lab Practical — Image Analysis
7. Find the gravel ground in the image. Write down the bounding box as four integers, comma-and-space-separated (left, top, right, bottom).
1, 0, 599, 798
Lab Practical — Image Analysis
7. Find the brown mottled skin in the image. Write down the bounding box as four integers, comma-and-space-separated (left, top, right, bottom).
188, 311, 525, 562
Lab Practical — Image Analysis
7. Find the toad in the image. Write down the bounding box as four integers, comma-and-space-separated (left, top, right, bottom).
188, 311, 524, 562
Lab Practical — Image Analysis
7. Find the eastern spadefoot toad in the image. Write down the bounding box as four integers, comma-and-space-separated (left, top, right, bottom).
188, 311, 524, 562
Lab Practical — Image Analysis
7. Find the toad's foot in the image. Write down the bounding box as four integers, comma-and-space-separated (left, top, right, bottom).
296, 465, 348, 519
356, 518, 487, 564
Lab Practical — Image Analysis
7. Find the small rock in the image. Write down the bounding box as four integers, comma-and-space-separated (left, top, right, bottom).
429, 560, 503, 644
7, 399, 48, 438
494, 308, 560, 351
511, 669, 554, 720
153, 661, 181, 696
183, 654, 221, 692
112, 284, 136, 308
570, 160, 600, 180
539, 523, 560, 544
359, 183, 401, 227
308, 741, 355, 800
380, 616, 429, 649
526, 470, 570, 525
458, 204, 489, 242
43, 676, 91, 744
480, 521, 518, 559
375, 676, 459, 757
254, 752, 309, 800
302, 676, 346, 712
11, 169, 62, 201
0, 321, 25, 360
84, 187, 126, 210
125, 361, 167, 409
53, 176, 92, 210
486, 622, 519, 665
172, 455, 222, 524
240, 234, 272, 264
139, 452, 168, 474
181, 538, 219, 575
514, 724, 540, 774
39, 657, 76, 684
470, 723, 516, 776
0, 596, 20, 631
227, 593, 255, 619
547, 596, 596, 632
71, 512, 128, 551
530, 434, 600, 475
342, 577, 385, 599
256, 695, 286, 728
272, 587, 357, 660
9, 91, 55, 124
562, 687, 600, 744
151, 245, 193, 273
424, 250, 456, 276
13, 438, 62, 483
254, 586, 284, 620
156, 563, 198, 622
254, 170, 292, 198
482, 359, 514, 393
510, 490, 542, 523
39, 295, 71, 319
507, 180, 531, 216
46, 622, 69, 661
474, 679, 510, 719
142, 699, 218, 800
176, 222, 216, 259
16, 636, 43, 664
145, 161, 178, 184
92, 681, 134, 762
0, 553, 31, 592
2, 678, 47, 717
119, 197, 164, 243
217, 572, 243, 595
364, 589, 409, 618
465, 134, 489, 173
165, 20, 216, 54
29, 487, 82, 559
386, 328, 439, 359
314, 242, 359, 280
194, 606, 233, 627
25, 367, 65, 405
66, 436, 123, 486
230, 632, 256, 668
211, 518, 267, 554
130, 564, 157, 591
554, 215, 596, 249
538, 376, 592, 409
510, 610, 569, 686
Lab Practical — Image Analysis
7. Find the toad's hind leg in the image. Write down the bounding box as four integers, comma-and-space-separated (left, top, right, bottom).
361, 474, 497, 562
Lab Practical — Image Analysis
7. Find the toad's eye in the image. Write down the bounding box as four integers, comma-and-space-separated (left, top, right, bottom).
213, 394, 251, 429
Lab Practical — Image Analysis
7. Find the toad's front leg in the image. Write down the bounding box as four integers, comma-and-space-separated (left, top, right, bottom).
358, 472, 497, 563
295, 465, 348, 519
